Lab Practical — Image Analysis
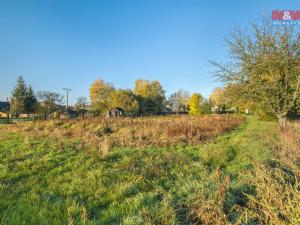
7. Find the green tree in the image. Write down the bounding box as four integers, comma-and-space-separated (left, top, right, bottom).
133, 79, 165, 114
10, 76, 27, 116
188, 93, 203, 115
110, 89, 139, 115
24, 85, 37, 114
89, 79, 115, 114
200, 98, 212, 114
213, 20, 300, 127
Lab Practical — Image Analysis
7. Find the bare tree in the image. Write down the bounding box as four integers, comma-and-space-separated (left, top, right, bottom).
168, 89, 190, 113
75, 96, 88, 118
37, 91, 63, 119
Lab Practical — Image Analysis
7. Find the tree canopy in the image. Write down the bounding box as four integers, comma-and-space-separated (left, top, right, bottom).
168, 89, 190, 113
24, 85, 37, 114
110, 89, 139, 115
11, 76, 37, 115
75, 97, 88, 118
89, 79, 115, 114
213, 20, 300, 127
209, 87, 227, 113
37, 91, 63, 119
188, 93, 203, 115
133, 79, 165, 114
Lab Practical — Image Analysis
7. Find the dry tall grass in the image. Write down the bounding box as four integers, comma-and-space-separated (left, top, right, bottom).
242, 162, 300, 224
189, 169, 230, 225
186, 120, 300, 225
242, 122, 300, 224
2, 116, 299, 224
5, 115, 244, 151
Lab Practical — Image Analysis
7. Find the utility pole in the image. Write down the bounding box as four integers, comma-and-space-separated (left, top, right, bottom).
63, 88, 71, 110
6, 97, 10, 123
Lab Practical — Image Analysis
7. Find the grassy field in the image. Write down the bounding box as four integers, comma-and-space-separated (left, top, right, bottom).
0, 115, 299, 224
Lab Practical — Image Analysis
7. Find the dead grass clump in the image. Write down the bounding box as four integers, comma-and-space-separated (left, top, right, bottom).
237, 122, 300, 224
101, 136, 111, 157
189, 169, 230, 225
188, 162, 300, 225
275, 122, 300, 165
239, 162, 300, 225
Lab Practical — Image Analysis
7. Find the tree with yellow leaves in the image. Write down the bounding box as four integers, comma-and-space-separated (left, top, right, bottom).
188, 93, 203, 115
133, 79, 165, 114
110, 89, 139, 115
89, 79, 114, 113
209, 87, 227, 113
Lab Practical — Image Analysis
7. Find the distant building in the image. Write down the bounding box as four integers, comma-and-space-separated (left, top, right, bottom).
0, 101, 10, 118
0, 101, 10, 111
47, 107, 77, 120
60, 108, 77, 119
106, 107, 124, 117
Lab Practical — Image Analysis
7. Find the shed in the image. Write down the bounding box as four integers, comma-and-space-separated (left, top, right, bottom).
106, 107, 124, 117
59, 108, 77, 119
47, 108, 77, 120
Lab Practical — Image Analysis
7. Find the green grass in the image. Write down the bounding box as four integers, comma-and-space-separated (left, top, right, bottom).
0, 118, 33, 124
199, 116, 276, 173
0, 116, 277, 224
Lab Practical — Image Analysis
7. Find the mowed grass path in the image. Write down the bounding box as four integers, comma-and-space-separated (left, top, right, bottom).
0, 116, 277, 225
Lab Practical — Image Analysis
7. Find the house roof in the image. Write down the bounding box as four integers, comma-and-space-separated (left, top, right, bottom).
0, 102, 10, 111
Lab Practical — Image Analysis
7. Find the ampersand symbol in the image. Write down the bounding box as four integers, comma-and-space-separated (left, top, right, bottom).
283, 11, 292, 20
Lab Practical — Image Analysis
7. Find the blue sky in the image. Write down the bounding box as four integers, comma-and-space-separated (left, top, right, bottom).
0, 0, 299, 104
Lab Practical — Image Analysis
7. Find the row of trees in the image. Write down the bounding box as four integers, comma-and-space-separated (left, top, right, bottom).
10, 77, 64, 118
89, 79, 167, 115
89, 79, 212, 116
9, 76, 213, 118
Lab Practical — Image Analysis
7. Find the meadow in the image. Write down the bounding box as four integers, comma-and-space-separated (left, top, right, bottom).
0, 115, 299, 225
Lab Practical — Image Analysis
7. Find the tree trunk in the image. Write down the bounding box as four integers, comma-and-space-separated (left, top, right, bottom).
277, 115, 287, 129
